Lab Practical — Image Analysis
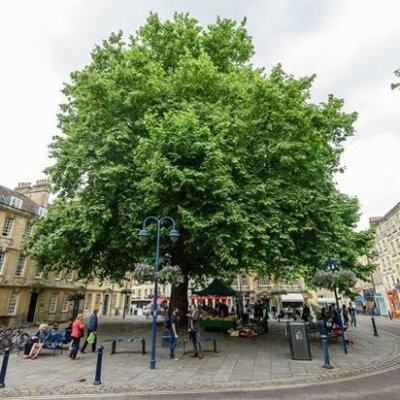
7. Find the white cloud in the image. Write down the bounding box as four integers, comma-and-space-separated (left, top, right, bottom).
0, 0, 400, 229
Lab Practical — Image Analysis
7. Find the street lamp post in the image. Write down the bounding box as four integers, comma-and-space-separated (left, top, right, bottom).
327, 257, 348, 355
139, 216, 179, 369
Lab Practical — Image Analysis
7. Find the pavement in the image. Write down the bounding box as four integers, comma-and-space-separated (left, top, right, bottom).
0, 314, 399, 399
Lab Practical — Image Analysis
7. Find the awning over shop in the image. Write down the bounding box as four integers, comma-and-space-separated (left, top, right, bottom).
281, 293, 304, 302
148, 297, 168, 306
317, 297, 337, 304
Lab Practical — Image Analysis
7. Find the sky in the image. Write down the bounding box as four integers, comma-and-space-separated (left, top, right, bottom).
0, 0, 399, 229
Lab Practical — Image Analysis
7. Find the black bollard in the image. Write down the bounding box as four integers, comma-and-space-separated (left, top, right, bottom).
0, 348, 10, 388
110, 340, 116, 355
141, 338, 146, 355
371, 317, 379, 336
388, 311, 393, 321
93, 345, 104, 385
321, 335, 333, 369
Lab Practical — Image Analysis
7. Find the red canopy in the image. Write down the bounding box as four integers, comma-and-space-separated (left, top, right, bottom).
149, 297, 168, 306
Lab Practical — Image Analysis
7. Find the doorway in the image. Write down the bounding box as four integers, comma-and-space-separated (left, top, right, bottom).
27, 292, 38, 323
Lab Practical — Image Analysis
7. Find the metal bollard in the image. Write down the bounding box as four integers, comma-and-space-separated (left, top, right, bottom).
371, 317, 379, 336
110, 340, 116, 355
0, 348, 10, 388
388, 311, 393, 321
93, 345, 104, 385
141, 338, 146, 355
321, 335, 333, 369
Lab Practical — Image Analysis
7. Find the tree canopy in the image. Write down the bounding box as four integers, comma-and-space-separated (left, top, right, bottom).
26, 13, 370, 304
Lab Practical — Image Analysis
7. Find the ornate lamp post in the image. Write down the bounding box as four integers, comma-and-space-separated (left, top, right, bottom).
139, 216, 179, 369
327, 257, 348, 355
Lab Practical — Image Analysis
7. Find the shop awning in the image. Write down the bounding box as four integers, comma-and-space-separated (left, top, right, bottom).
148, 297, 168, 306
281, 293, 304, 302
317, 297, 337, 304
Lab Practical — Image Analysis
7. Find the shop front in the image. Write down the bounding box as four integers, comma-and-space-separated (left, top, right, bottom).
386, 290, 400, 318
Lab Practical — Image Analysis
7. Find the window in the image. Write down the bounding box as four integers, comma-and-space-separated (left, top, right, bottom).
10, 196, 22, 209
33, 266, 42, 278
64, 271, 72, 281
241, 275, 248, 286
258, 277, 269, 286
49, 294, 58, 313
2, 217, 14, 237
0, 251, 6, 274
24, 222, 33, 237
61, 295, 69, 312
55, 271, 62, 280
37, 207, 47, 217
112, 294, 117, 309
7, 293, 18, 315
95, 294, 101, 308
84, 294, 93, 311
15, 254, 26, 276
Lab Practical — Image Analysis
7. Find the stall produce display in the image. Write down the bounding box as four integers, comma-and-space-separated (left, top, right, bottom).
200, 318, 235, 330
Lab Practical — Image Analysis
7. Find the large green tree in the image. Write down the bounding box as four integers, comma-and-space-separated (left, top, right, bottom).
27, 13, 369, 313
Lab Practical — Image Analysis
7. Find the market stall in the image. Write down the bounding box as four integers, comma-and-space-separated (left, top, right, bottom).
194, 279, 238, 332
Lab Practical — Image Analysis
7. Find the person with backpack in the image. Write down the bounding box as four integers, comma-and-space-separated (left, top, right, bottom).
165, 307, 180, 360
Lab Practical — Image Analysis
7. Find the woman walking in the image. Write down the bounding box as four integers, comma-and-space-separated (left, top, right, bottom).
69, 314, 84, 360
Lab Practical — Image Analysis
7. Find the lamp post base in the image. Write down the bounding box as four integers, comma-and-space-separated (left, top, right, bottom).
150, 360, 156, 369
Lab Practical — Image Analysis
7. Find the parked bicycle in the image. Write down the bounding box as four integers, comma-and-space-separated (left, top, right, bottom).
0, 327, 30, 354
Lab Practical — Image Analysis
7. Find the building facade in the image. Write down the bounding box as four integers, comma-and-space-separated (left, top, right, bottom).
0, 181, 129, 327
369, 203, 400, 317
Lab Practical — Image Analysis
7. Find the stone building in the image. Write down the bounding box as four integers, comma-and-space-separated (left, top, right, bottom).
231, 272, 307, 309
369, 203, 400, 317
0, 181, 129, 327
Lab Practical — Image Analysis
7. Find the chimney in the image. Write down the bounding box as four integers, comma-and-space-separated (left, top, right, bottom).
14, 182, 32, 196
30, 180, 51, 207
369, 216, 383, 228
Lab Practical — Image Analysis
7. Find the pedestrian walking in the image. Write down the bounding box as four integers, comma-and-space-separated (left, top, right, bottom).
69, 314, 84, 360
168, 307, 180, 360
187, 303, 203, 359
81, 309, 98, 353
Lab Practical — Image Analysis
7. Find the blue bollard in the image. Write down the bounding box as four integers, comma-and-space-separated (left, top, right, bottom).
388, 311, 393, 321
371, 317, 379, 336
321, 335, 333, 369
93, 345, 104, 385
0, 348, 10, 388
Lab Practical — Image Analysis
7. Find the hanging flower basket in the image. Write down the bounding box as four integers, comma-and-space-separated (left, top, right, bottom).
158, 265, 184, 286
312, 269, 357, 292
132, 263, 155, 283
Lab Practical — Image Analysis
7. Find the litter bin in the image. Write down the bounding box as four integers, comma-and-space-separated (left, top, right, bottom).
288, 322, 311, 360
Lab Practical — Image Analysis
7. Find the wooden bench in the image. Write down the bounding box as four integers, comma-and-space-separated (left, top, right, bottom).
110, 338, 146, 355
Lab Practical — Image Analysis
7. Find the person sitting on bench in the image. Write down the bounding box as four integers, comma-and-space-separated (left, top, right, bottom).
23, 323, 52, 359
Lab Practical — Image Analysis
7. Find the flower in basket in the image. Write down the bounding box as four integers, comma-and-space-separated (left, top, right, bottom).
158, 265, 184, 286
132, 263, 155, 283
312, 270, 333, 289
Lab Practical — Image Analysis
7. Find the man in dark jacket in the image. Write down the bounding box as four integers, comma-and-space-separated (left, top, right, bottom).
81, 309, 98, 353
187, 303, 203, 359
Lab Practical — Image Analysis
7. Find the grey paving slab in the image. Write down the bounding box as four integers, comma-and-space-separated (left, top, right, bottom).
0, 315, 400, 398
